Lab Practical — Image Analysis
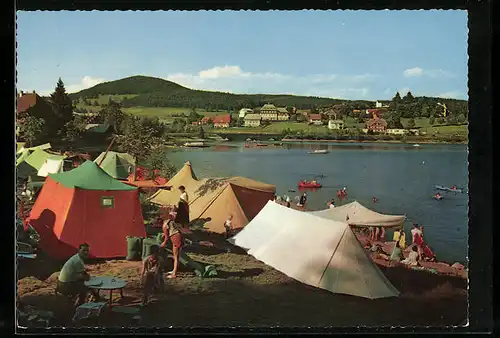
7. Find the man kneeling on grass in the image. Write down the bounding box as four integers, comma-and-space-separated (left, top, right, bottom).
57, 243, 100, 307
140, 244, 165, 306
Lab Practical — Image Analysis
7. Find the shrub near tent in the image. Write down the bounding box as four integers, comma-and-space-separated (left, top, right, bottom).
28, 161, 146, 259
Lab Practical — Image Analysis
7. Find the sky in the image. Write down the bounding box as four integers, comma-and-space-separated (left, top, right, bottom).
16, 10, 468, 100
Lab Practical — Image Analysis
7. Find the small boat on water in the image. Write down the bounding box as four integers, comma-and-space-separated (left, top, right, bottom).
413, 144, 421, 147
433, 194, 444, 200
308, 149, 329, 154
184, 142, 210, 148
435, 185, 463, 193
298, 180, 322, 188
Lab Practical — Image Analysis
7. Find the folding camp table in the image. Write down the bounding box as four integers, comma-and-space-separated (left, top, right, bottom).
85, 276, 127, 307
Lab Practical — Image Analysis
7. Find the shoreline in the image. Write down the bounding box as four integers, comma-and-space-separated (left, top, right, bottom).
281, 138, 468, 145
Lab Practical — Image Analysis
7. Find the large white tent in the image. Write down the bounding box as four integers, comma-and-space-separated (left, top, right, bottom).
229, 201, 399, 299
309, 201, 406, 228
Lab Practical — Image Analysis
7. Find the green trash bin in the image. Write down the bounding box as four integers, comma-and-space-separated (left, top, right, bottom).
126, 236, 143, 261
142, 238, 160, 260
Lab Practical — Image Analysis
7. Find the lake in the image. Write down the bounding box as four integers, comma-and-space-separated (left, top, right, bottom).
166, 141, 469, 264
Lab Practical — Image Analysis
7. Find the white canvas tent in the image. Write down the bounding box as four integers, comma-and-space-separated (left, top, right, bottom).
37, 158, 64, 177
229, 201, 399, 299
309, 201, 406, 228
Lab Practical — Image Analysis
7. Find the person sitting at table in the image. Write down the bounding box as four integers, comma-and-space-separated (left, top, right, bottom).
56, 243, 100, 307
140, 244, 165, 305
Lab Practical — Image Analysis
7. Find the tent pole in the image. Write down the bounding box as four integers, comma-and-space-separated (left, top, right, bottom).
97, 136, 116, 167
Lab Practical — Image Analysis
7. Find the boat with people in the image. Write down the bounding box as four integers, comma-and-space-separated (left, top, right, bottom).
184, 142, 210, 148
435, 185, 463, 193
298, 180, 322, 188
308, 149, 329, 154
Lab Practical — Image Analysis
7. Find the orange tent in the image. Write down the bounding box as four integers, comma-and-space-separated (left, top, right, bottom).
28, 161, 146, 259
149, 162, 276, 234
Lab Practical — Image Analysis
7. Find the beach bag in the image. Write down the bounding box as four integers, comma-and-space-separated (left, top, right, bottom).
126, 236, 143, 261
142, 238, 160, 260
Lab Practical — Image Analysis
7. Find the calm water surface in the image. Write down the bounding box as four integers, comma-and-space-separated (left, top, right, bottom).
166, 141, 468, 264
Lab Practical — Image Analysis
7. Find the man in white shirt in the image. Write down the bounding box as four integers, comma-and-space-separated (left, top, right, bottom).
57, 243, 99, 307
328, 200, 335, 209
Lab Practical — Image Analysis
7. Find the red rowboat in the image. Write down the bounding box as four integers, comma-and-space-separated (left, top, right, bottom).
298, 180, 322, 188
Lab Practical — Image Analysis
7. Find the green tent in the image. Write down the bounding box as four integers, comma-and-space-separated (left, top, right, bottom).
25, 149, 66, 171
16, 149, 66, 180
94, 151, 136, 180
16, 142, 26, 153
16, 149, 32, 166
49, 160, 137, 191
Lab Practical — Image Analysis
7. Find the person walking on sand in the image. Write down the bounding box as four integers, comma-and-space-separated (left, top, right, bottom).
224, 214, 233, 239
160, 212, 184, 279
140, 244, 165, 305
285, 195, 291, 208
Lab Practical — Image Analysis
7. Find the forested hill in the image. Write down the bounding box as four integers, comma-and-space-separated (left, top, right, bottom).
69, 75, 368, 110
70, 75, 468, 114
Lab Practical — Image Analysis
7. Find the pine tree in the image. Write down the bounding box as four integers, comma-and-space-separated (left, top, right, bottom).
403, 91, 415, 102
50, 78, 74, 132
392, 92, 402, 102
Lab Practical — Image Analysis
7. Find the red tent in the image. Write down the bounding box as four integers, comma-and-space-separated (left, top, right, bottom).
29, 161, 146, 259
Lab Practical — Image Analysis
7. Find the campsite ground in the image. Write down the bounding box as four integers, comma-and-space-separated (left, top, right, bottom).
17, 229, 467, 329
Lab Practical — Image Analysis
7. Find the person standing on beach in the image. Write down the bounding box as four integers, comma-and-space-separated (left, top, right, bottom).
286, 195, 291, 208
175, 186, 190, 227
224, 214, 233, 238
369, 226, 375, 241
411, 224, 422, 244
380, 226, 386, 241
160, 212, 184, 279
297, 193, 307, 208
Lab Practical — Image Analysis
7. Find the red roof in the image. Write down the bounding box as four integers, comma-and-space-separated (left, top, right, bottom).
213, 114, 231, 124
201, 116, 211, 123
17, 93, 41, 114
309, 114, 322, 120
366, 118, 388, 127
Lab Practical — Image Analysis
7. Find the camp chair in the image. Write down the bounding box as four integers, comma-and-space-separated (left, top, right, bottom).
16, 242, 37, 260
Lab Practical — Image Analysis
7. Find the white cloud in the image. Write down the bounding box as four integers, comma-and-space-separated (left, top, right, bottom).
38, 76, 106, 96
403, 67, 455, 79
437, 91, 463, 99
165, 65, 375, 100
403, 67, 424, 77
198, 65, 249, 79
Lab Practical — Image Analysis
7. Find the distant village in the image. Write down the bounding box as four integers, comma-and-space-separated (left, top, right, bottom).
192, 102, 425, 136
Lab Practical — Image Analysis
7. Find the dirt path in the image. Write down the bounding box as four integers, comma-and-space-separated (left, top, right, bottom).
17, 231, 467, 328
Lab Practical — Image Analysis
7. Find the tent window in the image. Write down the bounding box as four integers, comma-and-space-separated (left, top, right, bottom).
100, 196, 114, 208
